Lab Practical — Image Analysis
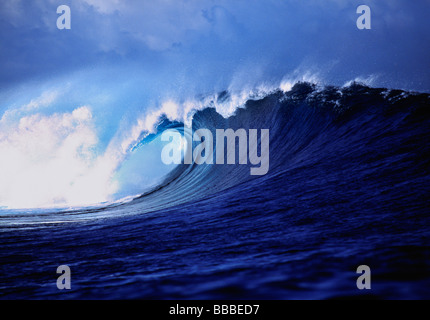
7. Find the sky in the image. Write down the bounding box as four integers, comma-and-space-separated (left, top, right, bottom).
0, 0, 429, 208
0, 0, 429, 91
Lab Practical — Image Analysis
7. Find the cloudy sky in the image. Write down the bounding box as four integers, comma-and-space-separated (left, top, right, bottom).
1, 0, 429, 91
0, 0, 429, 208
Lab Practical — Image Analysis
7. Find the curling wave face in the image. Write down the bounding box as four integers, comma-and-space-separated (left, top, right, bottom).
130, 82, 430, 213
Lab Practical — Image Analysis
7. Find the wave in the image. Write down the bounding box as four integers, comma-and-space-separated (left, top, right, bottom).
122, 81, 430, 214
1, 80, 428, 216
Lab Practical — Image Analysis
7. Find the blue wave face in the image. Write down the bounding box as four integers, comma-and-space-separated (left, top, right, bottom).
121, 83, 430, 214
1, 82, 430, 299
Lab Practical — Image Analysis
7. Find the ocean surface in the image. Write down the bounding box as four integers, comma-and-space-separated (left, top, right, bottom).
1, 82, 429, 299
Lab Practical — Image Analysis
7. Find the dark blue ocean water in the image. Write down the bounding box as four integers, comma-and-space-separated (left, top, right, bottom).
1, 83, 429, 299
